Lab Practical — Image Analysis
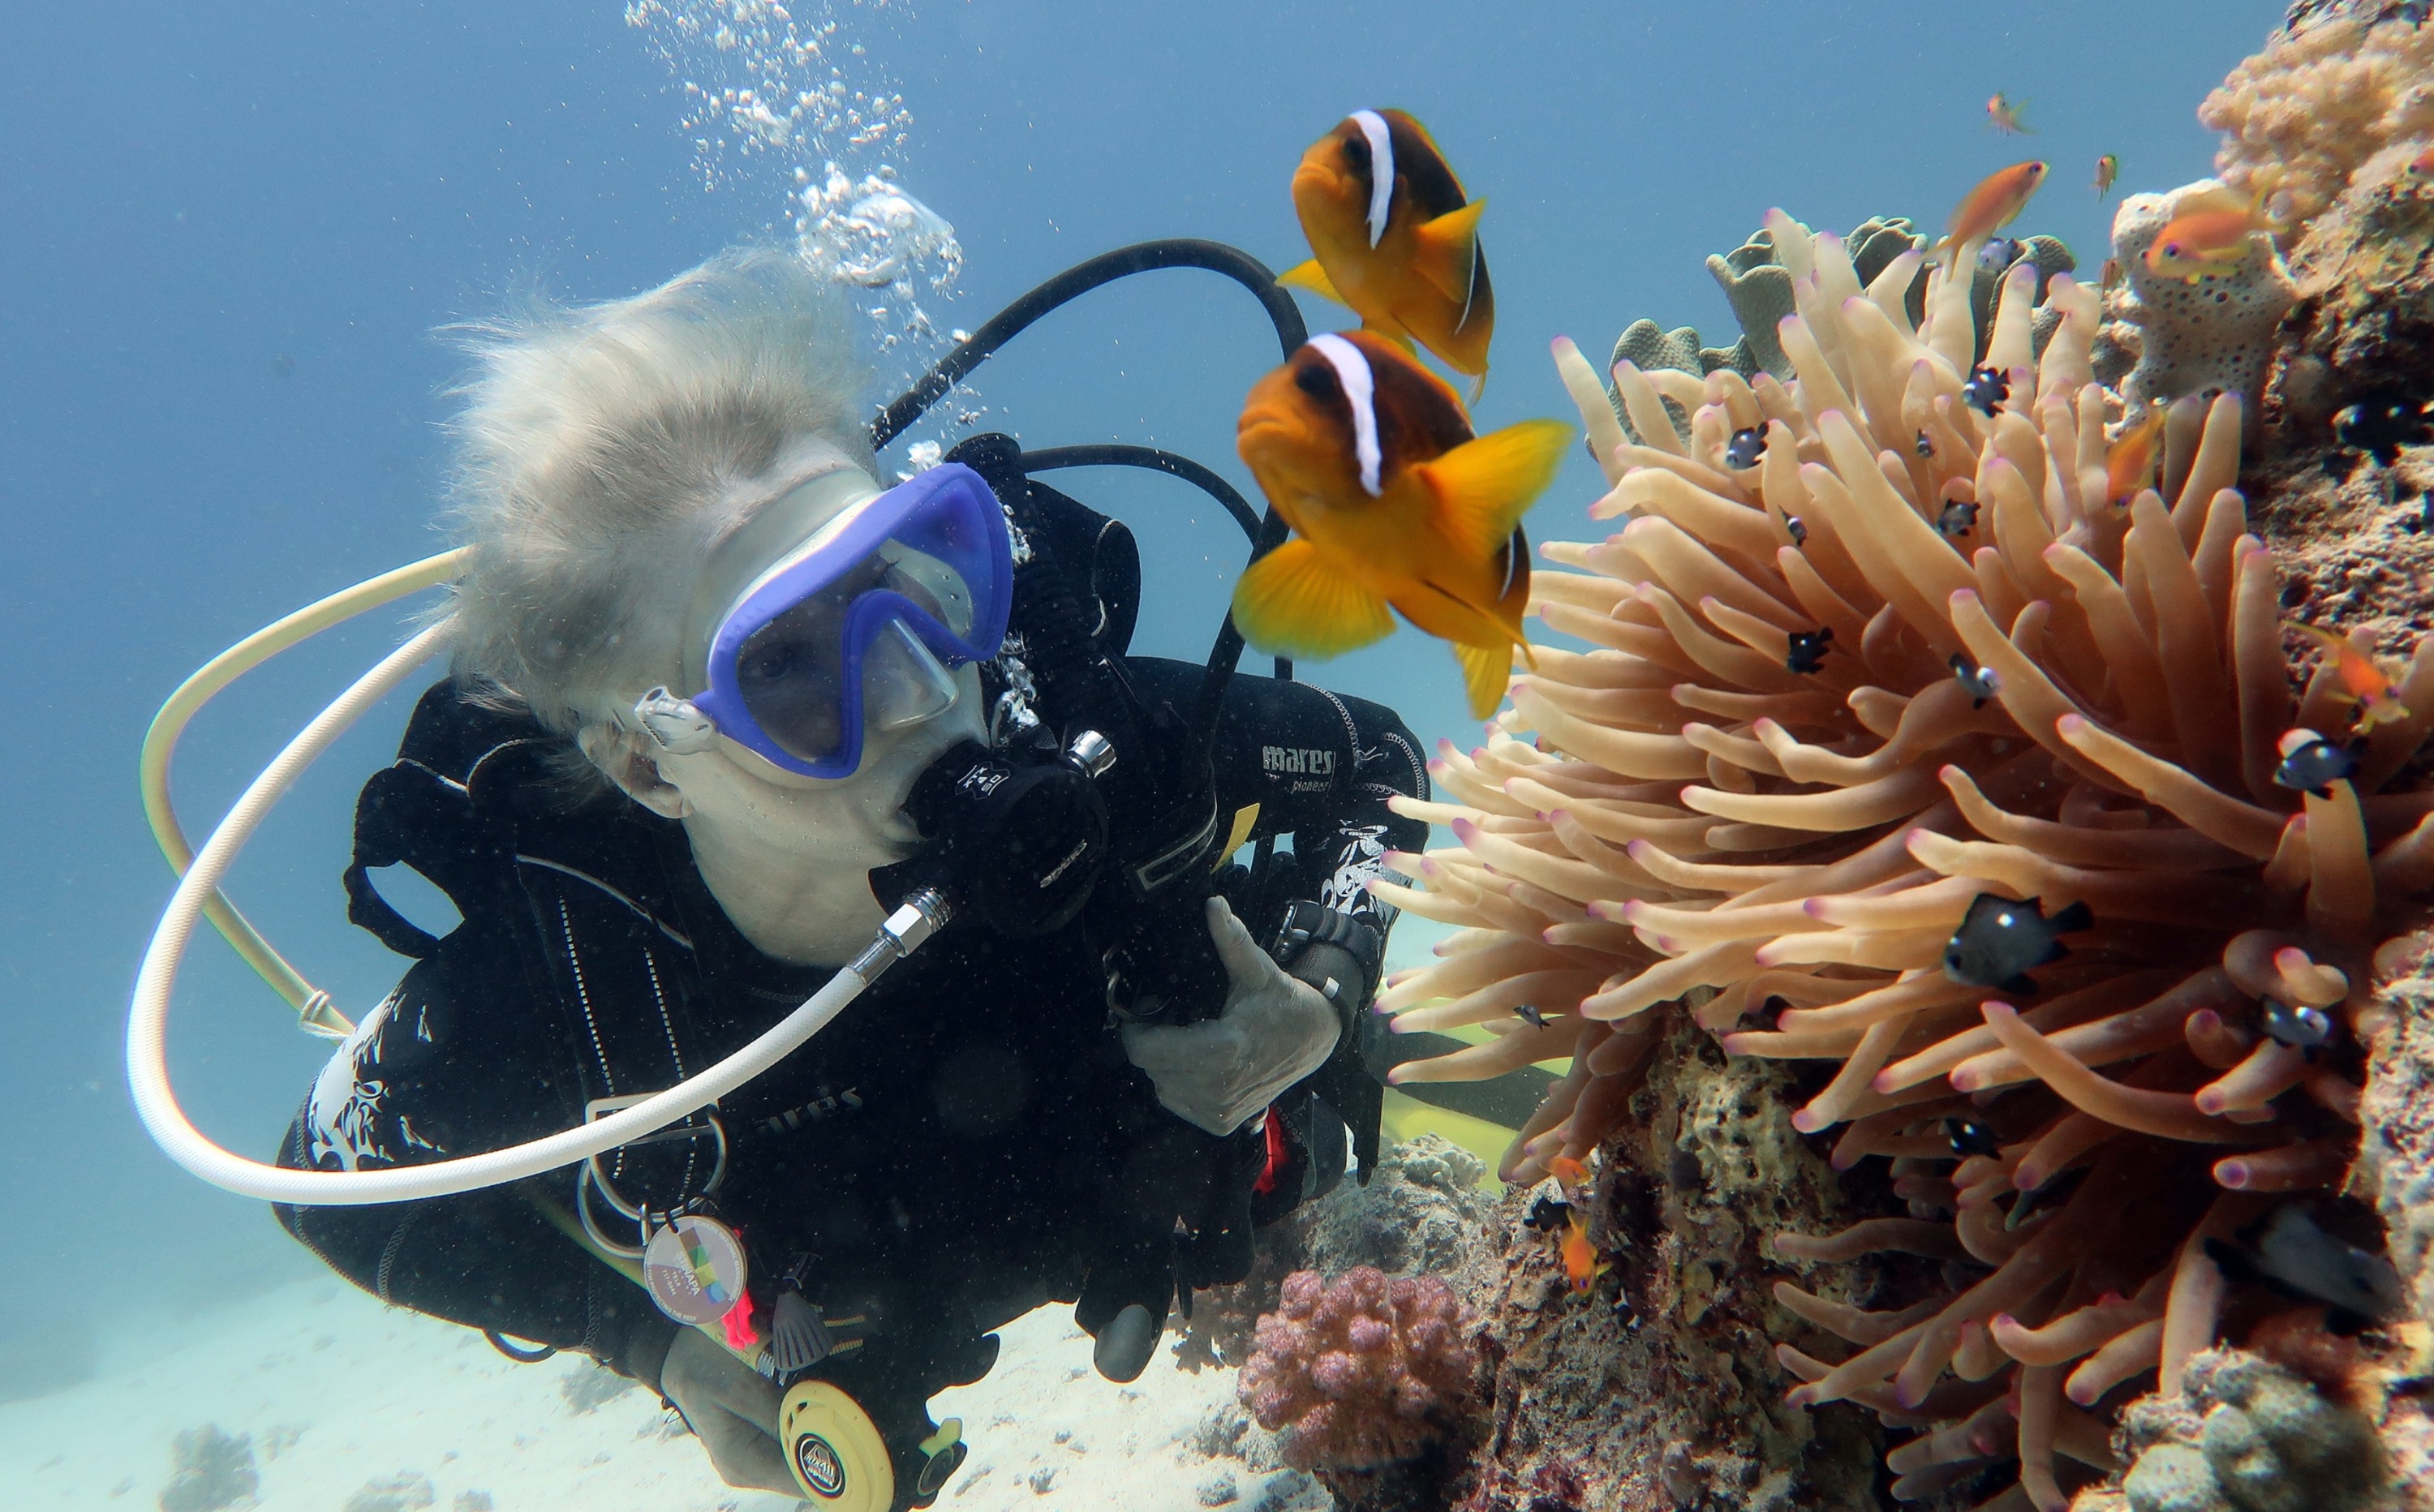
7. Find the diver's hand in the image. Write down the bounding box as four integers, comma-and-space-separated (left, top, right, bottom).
1120, 897, 1340, 1136
660, 1326, 798, 1496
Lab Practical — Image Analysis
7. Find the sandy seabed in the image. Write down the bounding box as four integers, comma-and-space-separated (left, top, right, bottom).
0, 1280, 1328, 1512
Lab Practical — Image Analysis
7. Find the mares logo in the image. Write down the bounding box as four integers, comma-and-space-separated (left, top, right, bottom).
1261, 745, 1336, 778
794, 1432, 848, 1499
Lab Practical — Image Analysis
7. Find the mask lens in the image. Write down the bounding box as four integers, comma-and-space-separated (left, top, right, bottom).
864, 620, 960, 731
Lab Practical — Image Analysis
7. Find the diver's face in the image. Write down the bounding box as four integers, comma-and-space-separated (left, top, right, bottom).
617, 450, 984, 870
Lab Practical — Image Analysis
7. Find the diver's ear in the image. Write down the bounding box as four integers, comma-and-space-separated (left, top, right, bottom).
579, 723, 695, 820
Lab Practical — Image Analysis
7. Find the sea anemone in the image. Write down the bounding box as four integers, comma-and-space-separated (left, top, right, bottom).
1372, 213, 2431, 1508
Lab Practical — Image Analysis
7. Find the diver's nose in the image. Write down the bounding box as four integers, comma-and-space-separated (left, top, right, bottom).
863, 619, 961, 732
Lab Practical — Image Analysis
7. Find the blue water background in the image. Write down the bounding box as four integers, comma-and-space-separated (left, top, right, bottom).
1, 0, 2277, 1365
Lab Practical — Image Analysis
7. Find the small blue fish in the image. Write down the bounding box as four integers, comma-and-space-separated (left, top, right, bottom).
1950, 653, 2001, 707
1915, 430, 1935, 458
1977, 236, 2023, 270
2261, 997, 2337, 1050
1942, 892, 2092, 992
1936, 500, 1980, 538
1787, 626, 1834, 675
2273, 730, 2359, 799
1783, 514, 1808, 546
2207, 1206, 2402, 1333
1725, 426, 1766, 470
1516, 1003, 1547, 1029
1962, 364, 2010, 416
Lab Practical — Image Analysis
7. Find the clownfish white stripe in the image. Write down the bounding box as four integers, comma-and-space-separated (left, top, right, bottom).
1308, 333, 1384, 498
1352, 110, 1394, 249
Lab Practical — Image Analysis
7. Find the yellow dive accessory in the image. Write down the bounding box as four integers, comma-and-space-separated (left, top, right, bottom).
780, 1380, 896, 1509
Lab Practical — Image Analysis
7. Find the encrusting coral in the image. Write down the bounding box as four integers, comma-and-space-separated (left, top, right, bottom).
1238, 1267, 1480, 1482
1370, 200, 2432, 1507
2108, 182, 2301, 417
2088, 1344, 2392, 1512
2199, 2, 2434, 241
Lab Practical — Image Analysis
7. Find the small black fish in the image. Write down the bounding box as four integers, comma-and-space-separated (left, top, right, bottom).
1726, 426, 1767, 470
1516, 1003, 1547, 1029
1936, 499, 1980, 538
1784, 514, 1809, 546
1949, 653, 2001, 708
2334, 390, 2434, 468
2273, 732, 2359, 798
1942, 892, 2093, 992
1787, 626, 1834, 675
1945, 1116, 2002, 1158
1977, 236, 2023, 270
1963, 364, 2010, 416
1914, 430, 1935, 459
2261, 996, 2337, 1050
1524, 1192, 1572, 1232
2205, 1205, 2403, 1334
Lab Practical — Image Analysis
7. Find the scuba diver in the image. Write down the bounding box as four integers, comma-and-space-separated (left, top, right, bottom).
210, 246, 1428, 1508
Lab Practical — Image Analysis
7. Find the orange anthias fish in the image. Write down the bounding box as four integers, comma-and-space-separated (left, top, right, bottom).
1561, 1213, 1610, 1295
2409, 144, 2434, 183
2105, 406, 2168, 504
2294, 622, 2414, 732
1547, 1154, 1590, 1191
2145, 185, 2277, 283
1936, 161, 2049, 263
1233, 330, 1572, 718
2092, 153, 2121, 198
1282, 110, 1494, 383
1985, 93, 2034, 135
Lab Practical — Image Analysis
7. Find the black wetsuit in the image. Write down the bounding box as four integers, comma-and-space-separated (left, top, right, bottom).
273, 653, 1426, 1496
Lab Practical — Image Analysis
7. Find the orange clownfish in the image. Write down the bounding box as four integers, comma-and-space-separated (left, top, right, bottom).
1561, 1213, 1610, 1295
2105, 406, 2168, 504
2145, 185, 2278, 283
1233, 330, 1571, 719
2294, 622, 2413, 732
1282, 110, 1494, 385
1936, 161, 2048, 264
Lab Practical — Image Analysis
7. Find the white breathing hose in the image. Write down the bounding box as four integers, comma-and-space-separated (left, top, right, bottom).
127, 615, 946, 1206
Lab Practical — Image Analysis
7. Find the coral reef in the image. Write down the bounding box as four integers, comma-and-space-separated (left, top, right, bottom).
158, 1424, 260, 1512
1376, 194, 2431, 1507
2271, 129, 2434, 434
2080, 1346, 2392, 1512
1239, 1266, 1481, 1505
2200, 2, 2434, 239
1172, 1133, 1495, 1372
2109, 182, 2300, 416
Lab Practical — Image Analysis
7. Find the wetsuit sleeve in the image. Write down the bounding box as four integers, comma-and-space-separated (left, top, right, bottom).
1120, 657, 1430, 950
272, 942, 677, 1383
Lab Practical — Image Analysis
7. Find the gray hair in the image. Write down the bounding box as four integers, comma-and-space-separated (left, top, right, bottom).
441, 247, 874, 768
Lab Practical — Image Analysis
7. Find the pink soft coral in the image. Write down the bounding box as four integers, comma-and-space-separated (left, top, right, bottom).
1239, 1266, 1478, 1471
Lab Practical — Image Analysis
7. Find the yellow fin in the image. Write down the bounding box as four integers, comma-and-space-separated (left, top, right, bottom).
1231, 538, 1395, 659
1414, 418, 1572, 564
1279, 259, 1345, 305
1452, 640, 1514, 719
1409, 198, 1486, 304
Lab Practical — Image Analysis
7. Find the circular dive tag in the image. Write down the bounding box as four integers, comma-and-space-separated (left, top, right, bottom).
642, 1213, 749, 1327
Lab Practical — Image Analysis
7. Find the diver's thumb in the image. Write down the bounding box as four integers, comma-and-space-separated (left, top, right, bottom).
1203, 896, 1271, 987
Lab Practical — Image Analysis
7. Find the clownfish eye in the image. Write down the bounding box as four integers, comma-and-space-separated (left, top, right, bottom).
1341, 131, 1370, 175
1294, 360, 1338, 400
